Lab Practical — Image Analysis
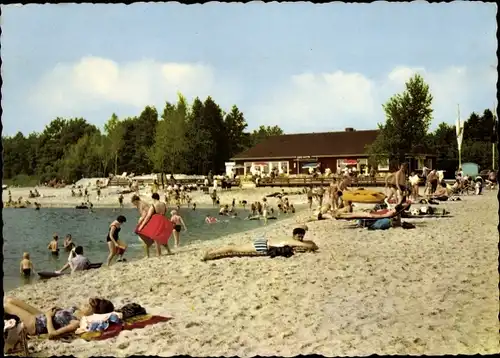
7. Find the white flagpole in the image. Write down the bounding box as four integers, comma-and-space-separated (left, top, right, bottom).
456, 104, 464, 170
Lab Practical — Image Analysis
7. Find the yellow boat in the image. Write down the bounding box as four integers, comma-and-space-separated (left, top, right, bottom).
342, 188, 386, 204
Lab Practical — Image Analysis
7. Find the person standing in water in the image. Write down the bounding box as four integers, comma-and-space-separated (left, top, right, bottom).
106, 215, 127, 266
131, 195, 155, 257
20, 252, 35, 277
47, 234, 59, 256
170, 210, 187, 248
63, 234, 75, 252
136, 193, 172, 256
118, 194, 124, 208
262, 198, 269, 224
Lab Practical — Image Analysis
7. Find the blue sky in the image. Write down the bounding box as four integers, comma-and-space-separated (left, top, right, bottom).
1, 2, 497, 136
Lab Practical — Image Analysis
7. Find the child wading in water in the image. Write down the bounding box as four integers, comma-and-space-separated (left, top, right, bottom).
20, 252, 35, 277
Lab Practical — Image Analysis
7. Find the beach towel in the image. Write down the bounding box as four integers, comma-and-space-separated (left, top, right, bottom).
34, 315, 172, 342
135, 214, 174, 246
336, 202, 411, 221
79, 315, 172, 341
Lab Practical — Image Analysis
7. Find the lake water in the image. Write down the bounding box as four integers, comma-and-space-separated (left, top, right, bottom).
2, 207, 293, 291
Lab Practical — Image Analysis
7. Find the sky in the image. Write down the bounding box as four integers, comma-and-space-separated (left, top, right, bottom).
1, 1, 497, 136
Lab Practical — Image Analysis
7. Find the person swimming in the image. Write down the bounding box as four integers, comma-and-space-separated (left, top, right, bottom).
19, 252, 35, 277
205, 215, 218, 224
47, 234, 59, 256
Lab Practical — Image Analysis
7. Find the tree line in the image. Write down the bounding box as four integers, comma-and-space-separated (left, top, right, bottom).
2, 93, 283, 185
2, 75, 496, 186
367, 74, 497, 174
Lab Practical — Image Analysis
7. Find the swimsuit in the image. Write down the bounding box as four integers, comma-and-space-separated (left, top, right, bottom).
174, 225, 182, 232
51, 249, 59, 256
22, 268, 31, 277
34, 307, 78, 335
253, 237, 268, 254
106, 225, 121, 243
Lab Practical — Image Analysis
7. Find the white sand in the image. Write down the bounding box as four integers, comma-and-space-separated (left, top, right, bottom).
5, 188, 499, 356
2, 185, 309, 209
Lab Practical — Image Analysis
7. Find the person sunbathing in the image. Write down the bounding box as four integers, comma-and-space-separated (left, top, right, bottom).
335, 202, 410, 220
202, 226, 318, 261
428, 184, 449, 200
3, 297, 114, 338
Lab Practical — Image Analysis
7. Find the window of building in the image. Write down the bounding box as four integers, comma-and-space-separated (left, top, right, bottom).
378, 158, 389, 171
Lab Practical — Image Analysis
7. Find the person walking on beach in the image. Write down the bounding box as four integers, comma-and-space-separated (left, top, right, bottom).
388, 163, 409, 205
170, 210, 187, 248
106, 215, 127, 266
306, 187, 313, 209
137, 193, 172, 255
47, 234, 59, 256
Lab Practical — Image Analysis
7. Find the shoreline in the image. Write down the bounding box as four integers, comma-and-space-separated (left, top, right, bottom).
4, 189, 498, 356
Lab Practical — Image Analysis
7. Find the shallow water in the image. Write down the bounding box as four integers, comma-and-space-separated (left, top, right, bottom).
2, 207, 294, 291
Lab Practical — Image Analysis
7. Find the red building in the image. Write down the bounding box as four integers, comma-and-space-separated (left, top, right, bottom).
230, 128, 435, 176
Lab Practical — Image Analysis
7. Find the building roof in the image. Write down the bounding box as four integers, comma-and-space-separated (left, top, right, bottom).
232, 129, 380, 160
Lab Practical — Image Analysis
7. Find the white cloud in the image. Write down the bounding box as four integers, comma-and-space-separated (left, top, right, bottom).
249, 64, 497, 132
28, 56, 497, 133
29, 56, 235, 119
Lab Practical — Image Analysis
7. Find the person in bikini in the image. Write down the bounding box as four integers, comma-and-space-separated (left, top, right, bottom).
47, 234, 60, 256
19, 252, 35, 278
136, 193, 172, 256
170, 210, 187, 248
3, 296, 114, 338
105, 215, 127, 266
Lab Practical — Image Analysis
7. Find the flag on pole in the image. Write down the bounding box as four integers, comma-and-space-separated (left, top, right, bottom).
456, 105, 465, 151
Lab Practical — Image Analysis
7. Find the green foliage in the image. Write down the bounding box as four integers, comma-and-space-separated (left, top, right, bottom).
427, 109, 497, 172
250, 125, 284, 146
367, 73, 433, 167
2, 94, 285, 182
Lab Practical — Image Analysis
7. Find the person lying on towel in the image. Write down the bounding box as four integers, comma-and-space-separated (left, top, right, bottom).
3, 297, 115, 338
202, 226, 318, 261
335, 202, 410, 220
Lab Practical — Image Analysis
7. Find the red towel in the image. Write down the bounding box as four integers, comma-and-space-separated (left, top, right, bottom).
135, 214, 174, 246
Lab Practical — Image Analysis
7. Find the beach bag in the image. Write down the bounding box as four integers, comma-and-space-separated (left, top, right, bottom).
4, 319, 29, 356
118, 303, 147, 320
115, 240, 128, 255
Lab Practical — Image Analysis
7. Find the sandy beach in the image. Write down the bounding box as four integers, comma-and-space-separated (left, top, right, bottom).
5, 187, 499, 356
2, 185, 310, 209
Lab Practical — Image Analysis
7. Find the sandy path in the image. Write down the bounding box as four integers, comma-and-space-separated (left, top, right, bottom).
5, 189, 499, 356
